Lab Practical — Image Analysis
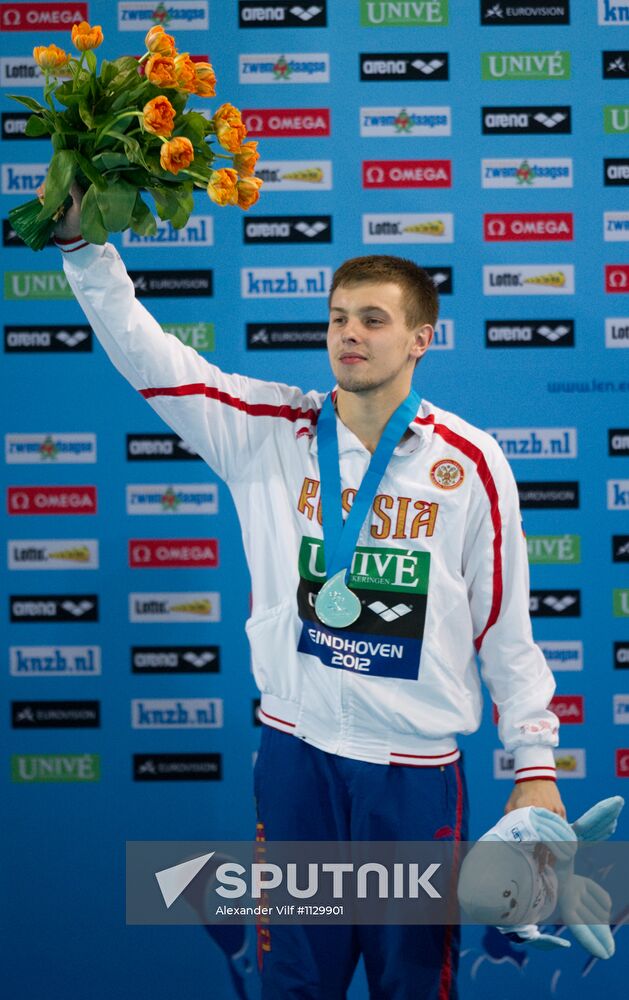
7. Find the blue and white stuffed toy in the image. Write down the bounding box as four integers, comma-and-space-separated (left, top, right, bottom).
457, 796, 624, 959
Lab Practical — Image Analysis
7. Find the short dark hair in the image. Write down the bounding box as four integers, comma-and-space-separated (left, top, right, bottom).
329, 255, 439, 329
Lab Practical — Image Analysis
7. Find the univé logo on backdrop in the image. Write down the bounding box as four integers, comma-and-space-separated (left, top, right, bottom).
11, 753, 100, 783
481, 51, 570, 81
359, 0, 448, 26
238, 2, 327, 27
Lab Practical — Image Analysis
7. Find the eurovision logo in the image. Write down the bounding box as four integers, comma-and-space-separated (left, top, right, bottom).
482, 106, 571, 134
362, 159, 451, 188
128, 539, 219, 569
481, 51, 570, 81
362, 213, 454, 244
12, 700, 100, 729
360, 106, 451, 137
359, 52, 449, 81
0, 3, 87, 30
133, 753, 222, 781
483, 265, 575, 295
603, 51, 629, 79
128, 270, 212, 298
485, 320, 575, 348
517, 481, 579, 508
117, 2, 209, 31
480, 0, 570, 24
246, 322, 328, 350
129, 592, 221, 623
255, 160, 332, 190
126, 484, 218, 515
482, 158, 573, 189
239, 53, 329, 84
243, 109, 330, 137
238, 2, 327, 28
5, 433, 96, 464
613, 535, 629, 563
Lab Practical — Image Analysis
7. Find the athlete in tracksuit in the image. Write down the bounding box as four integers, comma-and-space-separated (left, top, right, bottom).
55, 229, 564, 999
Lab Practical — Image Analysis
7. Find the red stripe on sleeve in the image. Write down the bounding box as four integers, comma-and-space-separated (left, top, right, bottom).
139, 382, 320, 425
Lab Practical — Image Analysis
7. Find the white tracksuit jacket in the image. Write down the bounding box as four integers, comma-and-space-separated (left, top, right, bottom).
60, 240, 560, 780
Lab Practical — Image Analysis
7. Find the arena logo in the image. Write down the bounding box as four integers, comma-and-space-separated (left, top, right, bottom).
484, 212, 573, 241
11, 753, 100, 783
604, 212, 629, 242
1, 163, 47, 195
243, 215, 332, 244
360, 106, 451, 137
362, 159, 452, 188
362, 213, 454, 244
609, 428, 629, 456
482, 157, 573, 188
5, 433, 97, 464
12, 700, 100, 729
131, 698, 223, 729
4, 324, 92, 352
0, 57, 43, 87
239, 53, 329, 84
613, 535, 629, 563
126, 484, 218, 515
529, 590, 581, 617
487, 426, 577, 458
131, 645, 219, 674
605, 266, 629, 292
241, 266, 331, 299
8, 539, 99, 570
424, 267, 453, 294
359, 52, 449, 81
126, 434, 202, 461
605, 158, 629, 186
254, 160, 332, 190
239, 2, 327, 27
246, 322, 328, 350
604, 105, 629, 134
118, 2, 209, 30
128, 269, 213, 298
483, 264, 575, 295
10, 645, 101, 676
480, 1, 570, 24
608, 480, 629, 510
482, 105, 571, 134
606, 317, 629, 346
431, 320, 454, 351
9, 594, 99, 623
537, 640, 583, 672
494, 748, 585, 779
129, 591, 221, 623
133, 752, 222, 781
122, 216, 213, 247
481, 50, 570, 80
616, 643, 629, 669
526, 534, 580, 564
603, 51, 629, 79
517, 480, 579, 508
244, 109, 330, 137
1, 112, 48, 138
129, 538, 219, 568
0, 2, 87, 30
359, 0, 448, 25
486, 319, 575, 348
599, 0, 629, 24
17, 492, 67, 530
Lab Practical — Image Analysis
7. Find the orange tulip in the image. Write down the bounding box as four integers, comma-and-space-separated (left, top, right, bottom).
142, 96, 176, 137
233, 141, 259, 177
145, 54, 178, 88
160, 136, 194, 175
71, 21, 103, 51
145, 25, 176, 57
33, 44, 70, 72
207, 168, 239, 207
236, 175, 263, 211
174, 52, 197, 93
193, 61, 216, 98
213, 103, 247, 153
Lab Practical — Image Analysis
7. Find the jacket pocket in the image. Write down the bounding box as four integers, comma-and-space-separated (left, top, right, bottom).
245, 599, 302, 700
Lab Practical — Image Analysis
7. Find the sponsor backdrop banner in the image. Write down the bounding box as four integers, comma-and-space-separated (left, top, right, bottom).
1, 1, 628, 998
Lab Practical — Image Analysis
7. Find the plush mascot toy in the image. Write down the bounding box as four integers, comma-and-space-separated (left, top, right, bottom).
457, 796, 624, 959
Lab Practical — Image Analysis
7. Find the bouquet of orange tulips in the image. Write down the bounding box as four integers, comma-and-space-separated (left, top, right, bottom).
9, 21, 262, 250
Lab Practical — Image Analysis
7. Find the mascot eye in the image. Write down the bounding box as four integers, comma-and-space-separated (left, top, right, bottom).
510, 898, 517, 909
502, 890, 511, 898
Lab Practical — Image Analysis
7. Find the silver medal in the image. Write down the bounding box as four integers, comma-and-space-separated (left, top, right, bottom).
314, 568, 361, 628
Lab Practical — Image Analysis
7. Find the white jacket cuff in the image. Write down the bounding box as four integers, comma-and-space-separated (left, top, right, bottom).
513, 745, 557, 783
55, 237, 104, 266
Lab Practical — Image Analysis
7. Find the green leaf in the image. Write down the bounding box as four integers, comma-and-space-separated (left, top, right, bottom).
80, 184, 108, 244
78, 101, 96, 129
74, 152, 107, 191
24, 115, 51, 137
175, 111, 206, 145
150, 185, 179, 222
92, 151, 130, 171
169, 186, 194, 229
95, 180, 137, 232
38, 149, 76, 220
130, 193, 157, 237
7, 94, 48, 114
85, 49, 97, 74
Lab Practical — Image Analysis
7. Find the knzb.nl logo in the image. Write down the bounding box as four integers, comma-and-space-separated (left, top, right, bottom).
487, 427, 577, 458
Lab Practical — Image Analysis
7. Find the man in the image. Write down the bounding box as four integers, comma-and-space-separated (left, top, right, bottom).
52, 191, 565, 999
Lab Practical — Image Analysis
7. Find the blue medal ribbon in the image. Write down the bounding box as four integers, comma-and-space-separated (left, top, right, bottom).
314, 388, 421, 627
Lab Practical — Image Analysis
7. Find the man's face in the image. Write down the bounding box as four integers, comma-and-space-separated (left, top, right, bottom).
327, 281, 432, 395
